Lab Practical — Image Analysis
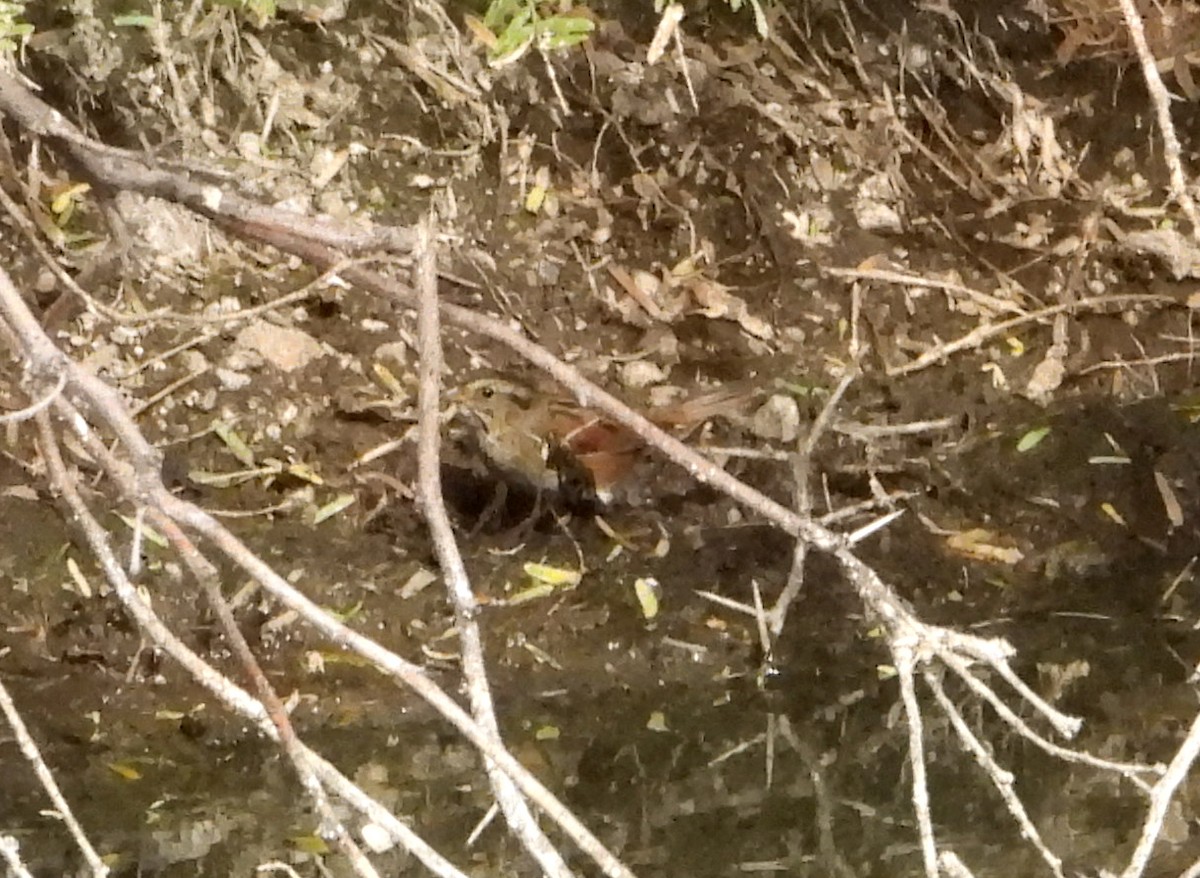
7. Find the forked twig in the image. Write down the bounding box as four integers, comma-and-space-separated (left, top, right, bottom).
0, 265, 634, 878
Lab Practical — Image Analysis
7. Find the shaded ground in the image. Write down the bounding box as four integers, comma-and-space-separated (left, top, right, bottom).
2, 0, 1200, 875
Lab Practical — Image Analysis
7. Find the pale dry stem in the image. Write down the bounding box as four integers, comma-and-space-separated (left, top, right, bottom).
0, 678, 108, 877
1117, 0, 1200, 237
412, 214, 582, 878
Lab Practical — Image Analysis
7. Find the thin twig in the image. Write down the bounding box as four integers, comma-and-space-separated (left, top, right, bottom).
412, 215, 578, 878
767, 371, 855, 635
824, 266, 1026, 316
0, 679, 108, 877
895, 643, 938, 878
885, 293, 1175, 377
0, 370, 65, 423
0, 837, 35, 878
926, 672, 1066, 878
1119, 707, 1200, 878
1116, 0, 1200, 236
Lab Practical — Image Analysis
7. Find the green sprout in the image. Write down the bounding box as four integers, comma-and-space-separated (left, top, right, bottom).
0, 2, 33, 58
471, 0, 594, 67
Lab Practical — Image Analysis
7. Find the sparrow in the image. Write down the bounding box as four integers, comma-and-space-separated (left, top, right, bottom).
453, 376, 756, 504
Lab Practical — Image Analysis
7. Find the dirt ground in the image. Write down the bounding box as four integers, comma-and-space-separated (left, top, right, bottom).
3, 0, 1200, 876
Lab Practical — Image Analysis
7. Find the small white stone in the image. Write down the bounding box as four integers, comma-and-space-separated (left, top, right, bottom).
620, 360, 668, 388
360, 822, 394, 853
752, 394, 801, 443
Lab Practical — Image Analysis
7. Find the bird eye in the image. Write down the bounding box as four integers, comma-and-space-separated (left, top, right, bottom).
480, 385, 494, 399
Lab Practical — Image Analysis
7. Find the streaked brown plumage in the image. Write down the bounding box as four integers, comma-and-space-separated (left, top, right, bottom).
454, 377, 755, 502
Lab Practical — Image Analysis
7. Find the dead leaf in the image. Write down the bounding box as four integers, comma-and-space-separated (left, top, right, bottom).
945, 529, 1024, 565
